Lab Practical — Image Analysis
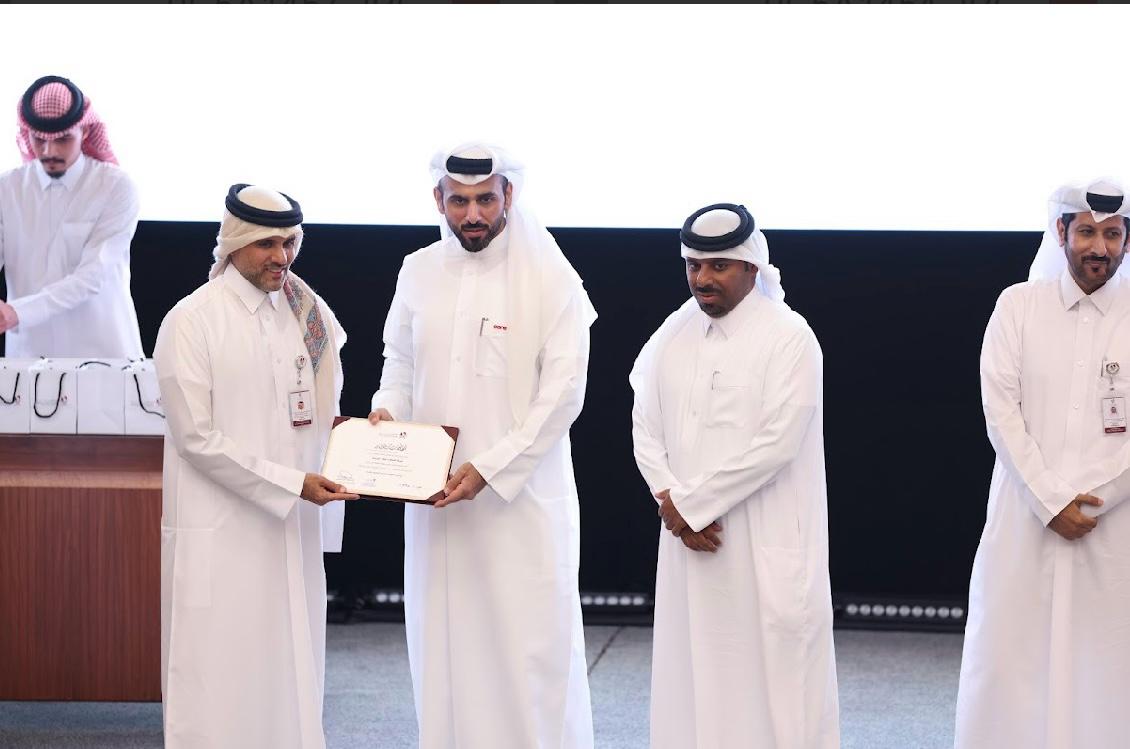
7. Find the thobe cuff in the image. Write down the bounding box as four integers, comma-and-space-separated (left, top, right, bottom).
670, 485, 713, 534
9, 294, 47, 331
648, 472, 679, 504
370, 390, 410, 421
1032, 475, 1076, 526
251, 462, 304, 519
1086, 472, 1130, 519
470, 439, 525, 503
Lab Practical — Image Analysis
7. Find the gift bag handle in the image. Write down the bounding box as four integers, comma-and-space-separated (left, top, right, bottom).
33, 371, 66, 418
0, 372, 19, 405
133, 373, 165, 419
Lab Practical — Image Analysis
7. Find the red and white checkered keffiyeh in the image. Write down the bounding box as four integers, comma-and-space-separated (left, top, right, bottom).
16, 81, 118, 164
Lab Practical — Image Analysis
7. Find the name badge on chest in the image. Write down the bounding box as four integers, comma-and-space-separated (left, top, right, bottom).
289, 390, 312, 428
1102, 360, 1126, 434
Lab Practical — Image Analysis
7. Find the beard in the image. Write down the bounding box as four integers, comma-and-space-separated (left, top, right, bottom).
41, 159, 67, 178
450, 213, 506, 252
1067, 239, 1124, 291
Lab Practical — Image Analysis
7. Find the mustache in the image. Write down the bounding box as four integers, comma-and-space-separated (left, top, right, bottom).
694, 286, 721, 295
1082, 255, 1111, 264
460, 223, 489, 232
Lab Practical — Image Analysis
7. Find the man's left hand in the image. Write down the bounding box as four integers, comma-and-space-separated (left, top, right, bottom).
436, 462, 487, 508
657, 492, 688, 536
0, 301, 18, 333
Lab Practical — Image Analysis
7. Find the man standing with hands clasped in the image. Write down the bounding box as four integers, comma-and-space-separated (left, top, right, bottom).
630, 203, 839, 748
956, 178, 1130, 748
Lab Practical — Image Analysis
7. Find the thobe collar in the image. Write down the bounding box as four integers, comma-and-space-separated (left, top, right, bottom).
34, 153, 86, 191
223, 262, 281, 314
1059, 268, 1123, 315
699, 287, 763, 340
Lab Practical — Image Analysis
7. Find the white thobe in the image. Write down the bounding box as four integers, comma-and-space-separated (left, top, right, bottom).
154, 263, 346, 749
0, 156, 144, 358
956, 271, 1130, 749
630, 292, 840, 749
372, 229, 594, 749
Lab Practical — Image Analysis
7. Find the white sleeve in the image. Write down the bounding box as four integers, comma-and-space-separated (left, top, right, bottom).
980, 289, 1076, 526
670, 326, 821, 533
628, 328, 679, 501
469, 295, 590, 502
10, 174, 139, 330
370, 263, 414, 420
154, 306, 303, 519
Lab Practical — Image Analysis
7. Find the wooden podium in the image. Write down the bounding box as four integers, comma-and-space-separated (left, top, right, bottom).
0, 434, 163, 701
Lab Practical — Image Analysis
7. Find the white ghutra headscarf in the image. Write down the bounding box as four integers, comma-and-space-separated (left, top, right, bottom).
679, 203, 785, 302
1028, 178, 1130, 282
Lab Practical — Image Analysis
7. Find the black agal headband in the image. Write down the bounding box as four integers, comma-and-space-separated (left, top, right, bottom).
680, 203, 755, 251
1086, 192, 1125, 215
446, 155, 493, 176
21, 75, 85, 134
225, 184, 303, 227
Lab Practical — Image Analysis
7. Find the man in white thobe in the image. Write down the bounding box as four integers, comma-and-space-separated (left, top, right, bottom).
630, 204, 839, 749
0, 74, 143, 358
154, 184, 356, 749
955, 179, 1130, 749
370, 142, 597, 748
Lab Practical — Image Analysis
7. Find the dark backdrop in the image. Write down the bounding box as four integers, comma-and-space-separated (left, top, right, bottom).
3, 222, 1036, 623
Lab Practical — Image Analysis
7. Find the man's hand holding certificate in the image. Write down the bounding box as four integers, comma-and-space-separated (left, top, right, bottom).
321, 414, 460, 504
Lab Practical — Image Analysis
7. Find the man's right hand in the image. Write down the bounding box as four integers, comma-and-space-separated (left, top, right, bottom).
0, 300, 18, 334
679, 522, 723, 553
1048, 494, 1103, 540
301, 473, 360, 506
367, 408, 394, 424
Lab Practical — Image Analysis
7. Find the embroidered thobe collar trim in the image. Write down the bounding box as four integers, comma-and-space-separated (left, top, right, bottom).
1059, 268, 1122, 315
34, 153, 86, 191
444, 224, 511, 263
223, 262, 280, 314
698, 288, 763, 340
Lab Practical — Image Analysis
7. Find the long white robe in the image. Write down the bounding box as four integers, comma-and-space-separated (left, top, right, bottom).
154, 264, 346, 749
956, 271, 1130, 749
0, 155, 144, 358
372, 229, 595, 749
630, 292, 839, 749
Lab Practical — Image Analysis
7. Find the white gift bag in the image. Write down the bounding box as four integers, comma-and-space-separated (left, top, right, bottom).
124, 359, 165, 435
0, 358, 35, 434
76, 359, 129, 435
29, 358, 80, 434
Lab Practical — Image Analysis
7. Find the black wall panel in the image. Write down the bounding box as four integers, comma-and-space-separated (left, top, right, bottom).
3, 221, 1037, 605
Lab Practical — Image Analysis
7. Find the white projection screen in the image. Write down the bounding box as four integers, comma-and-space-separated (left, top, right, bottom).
0, 4, 1127, 232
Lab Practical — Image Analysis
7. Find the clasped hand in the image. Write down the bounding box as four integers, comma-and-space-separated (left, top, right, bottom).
656, 489, 722, 553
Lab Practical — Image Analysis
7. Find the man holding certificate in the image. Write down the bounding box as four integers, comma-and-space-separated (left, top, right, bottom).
369, 142, 598, 748
154, 184, 355, 749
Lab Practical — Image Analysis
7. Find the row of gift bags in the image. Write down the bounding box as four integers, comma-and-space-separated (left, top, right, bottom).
0, 358, 165, 435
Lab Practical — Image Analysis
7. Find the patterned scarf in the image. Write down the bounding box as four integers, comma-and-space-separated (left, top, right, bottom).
283, 276, 328, 374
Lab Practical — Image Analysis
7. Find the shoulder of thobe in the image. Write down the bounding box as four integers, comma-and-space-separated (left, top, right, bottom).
630, 301, 700, 385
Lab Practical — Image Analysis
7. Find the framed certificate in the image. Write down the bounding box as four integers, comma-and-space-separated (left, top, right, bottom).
322, 416, 459, 504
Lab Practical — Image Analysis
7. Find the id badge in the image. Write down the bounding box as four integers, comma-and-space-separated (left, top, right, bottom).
289, 390, 312, 427
1102, 393, 1127, 434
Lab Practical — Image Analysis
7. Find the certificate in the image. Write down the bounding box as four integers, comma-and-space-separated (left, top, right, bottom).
321, 417, 459, 504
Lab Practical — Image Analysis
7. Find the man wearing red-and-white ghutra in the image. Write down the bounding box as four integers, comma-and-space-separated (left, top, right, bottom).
956, 178, 1130, 749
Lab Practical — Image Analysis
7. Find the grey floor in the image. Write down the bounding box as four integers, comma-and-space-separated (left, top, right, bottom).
0, 624, 963, 749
